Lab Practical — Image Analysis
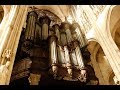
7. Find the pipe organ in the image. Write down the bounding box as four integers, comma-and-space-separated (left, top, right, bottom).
10, 9, 98, 85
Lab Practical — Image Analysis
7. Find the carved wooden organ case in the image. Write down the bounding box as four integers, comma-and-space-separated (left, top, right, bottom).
10, 9, 98, 85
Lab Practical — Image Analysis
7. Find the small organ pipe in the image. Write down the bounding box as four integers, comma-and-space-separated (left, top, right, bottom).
49, 36, 58, 64
71, 23, 86, 47
64, 45, 72, 77
70, 50, 78, 66
64, 46, 71, 64
53, 24, 60, 44
61, 22, 73, 44
41, 17, 51, 40
57, 45, 65, 64
60, 32, 67, 46
42, 23, 48, 40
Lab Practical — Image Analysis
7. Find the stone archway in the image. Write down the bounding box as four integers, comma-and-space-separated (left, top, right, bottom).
87, 40, 114, 85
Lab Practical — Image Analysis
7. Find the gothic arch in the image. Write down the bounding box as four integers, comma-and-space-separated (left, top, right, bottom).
87, 40, 113, 85
108, 71, 115, 85
106, 5, 120, 38
105, 5, 120, 51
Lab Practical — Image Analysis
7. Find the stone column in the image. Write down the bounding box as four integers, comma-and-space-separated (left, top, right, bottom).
0, 6, 19, 59
83, 5, 120, 84
0, 5, 28, 85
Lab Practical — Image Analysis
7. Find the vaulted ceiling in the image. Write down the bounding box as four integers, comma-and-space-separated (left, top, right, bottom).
29, 5, 71, 22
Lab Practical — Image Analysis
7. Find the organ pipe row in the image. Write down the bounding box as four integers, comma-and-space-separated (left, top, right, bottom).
24, 11, 86, 82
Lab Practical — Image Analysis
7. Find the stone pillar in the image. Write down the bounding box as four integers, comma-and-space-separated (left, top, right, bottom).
84, 5, 120, 84
0, 6, 19, 59
0, 5, 28, 85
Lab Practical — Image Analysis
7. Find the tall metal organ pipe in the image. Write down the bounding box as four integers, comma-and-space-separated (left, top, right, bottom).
25, 11, 38, 41
73, 41, 85, 70
40, 17, 51, 40
49, 29, 58, 78
71, 22, 86, 47
60, 24, 72, 78
53, 24, 60, 44
61, 22, 73, 44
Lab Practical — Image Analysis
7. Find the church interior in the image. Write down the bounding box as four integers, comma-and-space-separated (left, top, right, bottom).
0, 5, 120, 85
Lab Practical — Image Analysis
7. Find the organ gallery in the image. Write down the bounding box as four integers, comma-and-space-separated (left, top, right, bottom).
0, 5, 119, 85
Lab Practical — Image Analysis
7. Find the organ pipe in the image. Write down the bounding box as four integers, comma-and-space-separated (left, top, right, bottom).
71, 23, 86, 47
60, 32, 67, 46
57, 45, 66, 64
64, 45, 72, 78
61, 22, 73, 44
41, 17, 51, 40
73, 41, 85, 70
25, 11, 38, 41
53, 24, 60, 44
34, 23, 41, 43
49, 34, 58, 78
70, 50, 78, 67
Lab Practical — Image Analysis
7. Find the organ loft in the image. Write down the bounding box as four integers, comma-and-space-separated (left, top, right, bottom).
0, 5, 120, 85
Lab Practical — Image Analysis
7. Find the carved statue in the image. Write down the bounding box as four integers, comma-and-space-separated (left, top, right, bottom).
28, 73, 41, 85
0, 48, 12, 84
